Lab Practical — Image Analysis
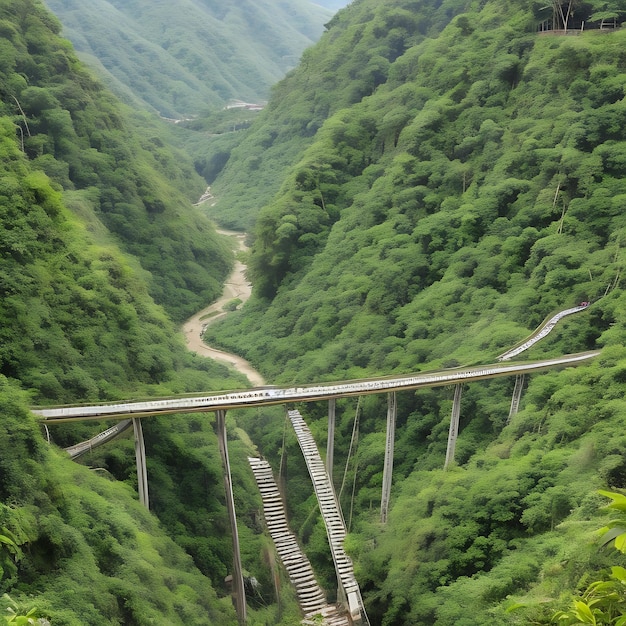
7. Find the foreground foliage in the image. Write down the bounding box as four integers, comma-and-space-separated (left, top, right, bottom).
533, 492, 626, 625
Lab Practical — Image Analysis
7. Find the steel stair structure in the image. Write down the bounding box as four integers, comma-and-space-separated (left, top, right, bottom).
288, 409, 369, 625
508, 373, 526, 422
248, 457, 350, 625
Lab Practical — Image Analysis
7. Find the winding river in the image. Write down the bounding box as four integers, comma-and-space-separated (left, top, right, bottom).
182, 228, 265, 387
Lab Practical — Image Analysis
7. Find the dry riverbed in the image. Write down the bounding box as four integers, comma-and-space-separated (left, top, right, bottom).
182, 228, 265, 387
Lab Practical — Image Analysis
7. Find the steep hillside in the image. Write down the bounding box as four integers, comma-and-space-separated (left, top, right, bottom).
43, 0, 334, 118
203, 0, 626, 623
0, 381, 239, 625
4, 0, 626, 623
208, 0, 472, 228
0, 2, 301, 623
1, 0, 234, 323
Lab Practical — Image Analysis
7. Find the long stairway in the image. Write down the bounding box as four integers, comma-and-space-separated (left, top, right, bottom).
288, 409, 368, 625
247, 457, 349, 626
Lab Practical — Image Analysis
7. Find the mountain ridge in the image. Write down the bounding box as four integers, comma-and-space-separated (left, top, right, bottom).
43, 0, 336, 117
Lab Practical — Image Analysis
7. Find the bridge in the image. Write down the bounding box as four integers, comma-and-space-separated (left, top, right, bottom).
31, 304, 598, 625
34, 351, 597, 423
32, 350, 599, 625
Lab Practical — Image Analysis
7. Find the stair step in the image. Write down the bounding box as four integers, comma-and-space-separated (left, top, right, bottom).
248, 456, 352, 625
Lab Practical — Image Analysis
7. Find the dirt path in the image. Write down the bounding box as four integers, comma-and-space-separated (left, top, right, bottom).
182, 229, 265, 387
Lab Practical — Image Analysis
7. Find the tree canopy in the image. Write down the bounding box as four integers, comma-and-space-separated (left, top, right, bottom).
202, 1, 626, 623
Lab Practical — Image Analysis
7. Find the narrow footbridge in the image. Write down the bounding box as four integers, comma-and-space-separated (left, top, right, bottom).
248, 456, 351, 625
289, 409, 368, 625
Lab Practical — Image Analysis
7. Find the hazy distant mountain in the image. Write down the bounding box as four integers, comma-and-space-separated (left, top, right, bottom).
43, 0, 334, 117
314, 0, 351, 8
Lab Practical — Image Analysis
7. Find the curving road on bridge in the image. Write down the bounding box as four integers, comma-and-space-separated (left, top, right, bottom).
497, 302, 591, 361
46, 297, 600, 623
64, 419, 133, 458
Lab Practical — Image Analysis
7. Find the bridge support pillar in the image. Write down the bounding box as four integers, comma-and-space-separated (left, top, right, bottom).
381, 392, 396, 523
508, 374, 525, 423
132, 418, 149, 510
327, 398, 336, 482
215, 410, 247, 625
444, 385, 463, 470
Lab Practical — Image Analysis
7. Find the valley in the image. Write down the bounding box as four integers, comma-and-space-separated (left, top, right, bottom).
2, 0, 626, 625
42, 0, 336, 117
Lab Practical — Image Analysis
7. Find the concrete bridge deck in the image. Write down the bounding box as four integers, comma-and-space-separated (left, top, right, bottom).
33, 350, 600, 423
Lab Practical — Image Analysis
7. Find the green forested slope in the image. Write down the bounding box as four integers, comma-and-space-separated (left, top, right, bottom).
0, 2, 295, 623
204, 1, 626, 623
42, 0, 333, 118
0, 382, 238, 625
1, 0, 232, 323
209, 0, 466, 228
4, 0, 626, 623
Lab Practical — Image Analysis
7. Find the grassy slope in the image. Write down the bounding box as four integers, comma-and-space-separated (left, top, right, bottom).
204, 0, 626, 622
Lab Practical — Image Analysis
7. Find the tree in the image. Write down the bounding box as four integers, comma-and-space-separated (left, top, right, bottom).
588, 0, 626, 29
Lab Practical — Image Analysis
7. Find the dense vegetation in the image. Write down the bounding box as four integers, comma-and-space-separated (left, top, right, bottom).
4, 0, 626, 623
42, 0, 334, 118
206, 0, 496, 229
1, 0, 234, 323
201, 0, 626, 623
0, 2, 302, 623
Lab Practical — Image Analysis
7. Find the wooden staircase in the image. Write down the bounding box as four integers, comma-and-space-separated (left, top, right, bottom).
288, 409, 368, 625
248, 457, 350, 625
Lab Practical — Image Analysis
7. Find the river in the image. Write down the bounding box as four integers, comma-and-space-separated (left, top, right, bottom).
182, 228, 265, 387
